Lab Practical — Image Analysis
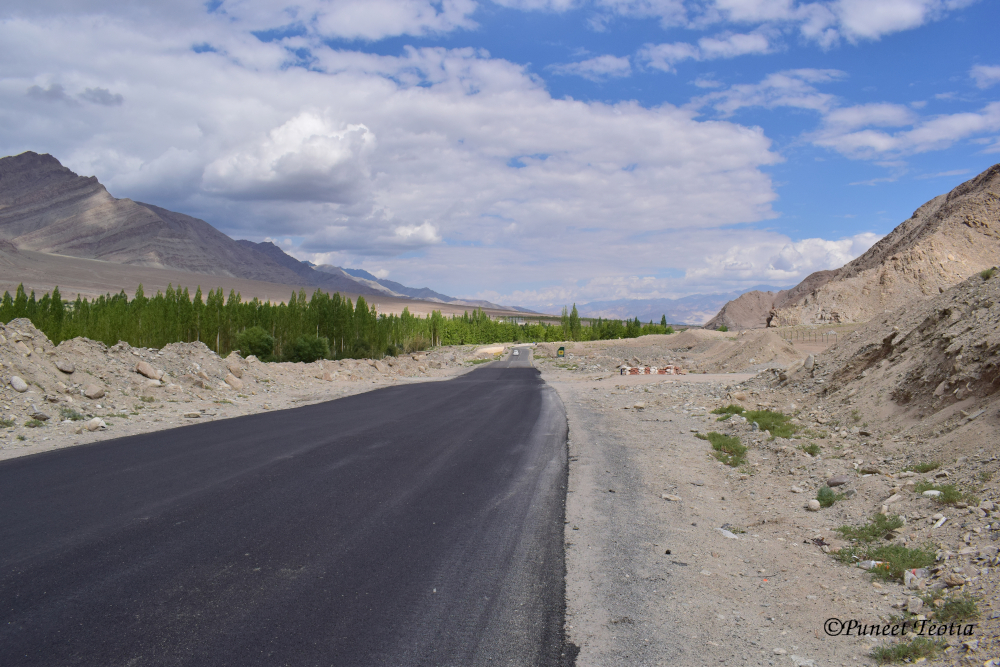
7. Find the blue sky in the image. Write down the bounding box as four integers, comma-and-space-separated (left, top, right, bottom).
1, 0, 998, 312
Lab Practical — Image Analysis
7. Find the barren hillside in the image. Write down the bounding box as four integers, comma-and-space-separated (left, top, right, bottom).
706, 164, 1000, 329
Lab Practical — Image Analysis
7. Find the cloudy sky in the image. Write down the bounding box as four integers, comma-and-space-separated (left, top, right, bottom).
1, 0, 998, 311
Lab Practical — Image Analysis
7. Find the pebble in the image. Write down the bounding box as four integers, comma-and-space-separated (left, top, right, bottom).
83, 384, 105, 400
9, 376, 28, 393
923, 490, 942, 498
790, 486, 805, 493
907, 596, 923, 613
826, 475, 850, 487
806, 499, 821, 511
183, 412, 201, 419
773, 648, 787, 655
661, 494, 682, 501
54, 359, 75, 374
86, 417, 105, 431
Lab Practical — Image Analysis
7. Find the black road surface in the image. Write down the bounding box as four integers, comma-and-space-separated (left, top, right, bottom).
0, 352, 574, 666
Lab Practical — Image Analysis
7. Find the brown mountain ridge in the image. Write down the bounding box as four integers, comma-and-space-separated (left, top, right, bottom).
706, 163, 1000, 329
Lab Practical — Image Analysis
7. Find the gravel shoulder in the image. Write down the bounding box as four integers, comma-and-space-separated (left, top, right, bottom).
536, 334, 999, 667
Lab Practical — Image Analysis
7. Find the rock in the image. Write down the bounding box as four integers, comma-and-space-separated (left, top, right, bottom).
183, 412, 201, 418
942, 573, 966, 587
661, 494, 682, 501
897, 471, 916, 478
980, 501, 995, 511
790, 486, 805, 493
731, 391, 748, 401
904, 570, 925, 589
15, 341, 31, 356
923, 490, 943, 498
373, 360, 388, 373
633, 402, 646, 409
842, 489, 857, 498
979, 546, 999, 559
859, 465, 882, 475
806, 499, 821, 511
9, 376, 28, 392
906, 596, 923, 613
773, 648, 787, 655
196, 370, 210, 381
826, 475, 850, 487
86, 417, 105, 431
322, 372, 334, 382
54, 359, 75, 374
83, 384, 105, 399
934, 470, 950, 478
803, 354, 814, 370
226, 357, 244, 378
224, 374, 243, 391
29, 410, 50, 421
135, 361, 164, 380
56, 381, 69, 393
885, 494, 902, 504
429, 360, 443, 369
417, 365, 427, 373
193, 379, 212, 390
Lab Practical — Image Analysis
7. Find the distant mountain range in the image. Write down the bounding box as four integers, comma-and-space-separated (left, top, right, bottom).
0, 151, 527, 312
578, 286, 792, 326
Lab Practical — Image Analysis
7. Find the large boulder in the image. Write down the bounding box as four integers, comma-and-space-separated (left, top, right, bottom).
135, 360, 164, 380
83, 384, 105, 399
9, 376, 28, 392
224, 373, 243, 391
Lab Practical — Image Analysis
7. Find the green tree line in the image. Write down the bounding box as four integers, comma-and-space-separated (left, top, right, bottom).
0, 284, 673, 361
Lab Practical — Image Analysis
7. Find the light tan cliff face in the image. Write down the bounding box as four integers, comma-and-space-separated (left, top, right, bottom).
707, 164, 1000, 330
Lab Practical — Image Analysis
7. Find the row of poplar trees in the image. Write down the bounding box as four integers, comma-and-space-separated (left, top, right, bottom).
0, 283, 672, 360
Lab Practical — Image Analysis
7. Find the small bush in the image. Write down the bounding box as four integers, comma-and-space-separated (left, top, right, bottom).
836, 543, 936, 581
235, 325, 275, 359
871, 637, 946, 664
800, 443, 821, 457
932, 594, 979, 623
140, 395, 155, 403
906, 461, 940, 473
24, 419, 45, 428
288, 334, 331, 363
743, 409, 798, 438
980, 267, 996, 281
717, 325, 729, 332
836, 514, 904, 543
711, 404, 745, 415
816, 486, 843, 507
913, 481, 977, 505
0, 418, 14, 428
17, 435, 26, 441
700, 431, 747, 467
59, 407, 86, 421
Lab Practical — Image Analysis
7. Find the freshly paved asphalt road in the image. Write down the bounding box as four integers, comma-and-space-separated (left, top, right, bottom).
0, 351, 573, 666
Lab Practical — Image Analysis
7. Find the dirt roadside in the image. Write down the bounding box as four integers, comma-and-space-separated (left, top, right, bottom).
535, 337, 998, 667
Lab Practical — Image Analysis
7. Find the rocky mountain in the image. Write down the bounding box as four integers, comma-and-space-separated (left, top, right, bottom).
0, 151, 525, 309
580, 286, 791, 326
706, 163, 1000, 329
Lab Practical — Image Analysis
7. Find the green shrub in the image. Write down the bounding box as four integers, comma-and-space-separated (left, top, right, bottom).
0, 418, 14, 428
835, 514, 904, 543
835, 543, 935, 581
699, 431, 747, 467
24, 419, 45, 428
800, 443, 821, 457
717, 325, 729, 332
932, 594, 979, 623
980, 267, 996, 281
871, 637, 946, 664
913, 481, 977, 505
235, 325, 275, 359
288, 334, 330, 363
816, 486, 842, 507
59, 407, 86, 421
906, 461, 940, 473
743, 409, 798, 438
711, 404, 745, 415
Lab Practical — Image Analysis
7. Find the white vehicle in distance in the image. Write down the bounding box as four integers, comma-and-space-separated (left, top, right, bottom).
513, 350, 520, 356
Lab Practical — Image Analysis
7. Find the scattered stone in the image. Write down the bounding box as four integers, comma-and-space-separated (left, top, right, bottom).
661, 494, 682, 501
934, 470, 950, 478
135, 360, 164, 381
86, 417, 105, 431
980, 501, 995, 511
9, 376, 28, 392
429, 361, 443, 369
885, 493, 902, 504
790, 486, 805, 493
322, 372, 334, 382
842, 489, 857, 498
806, 499, 821, 511
826, 474, 850, 487
183, 412, 201, 418
942, 573, 966, 587
54, 359, 75, 374
373, 360, 388, 373
923, 490, 943, 498
907, 597, 923, 613
803, 355, 814, 370
226, 357, 244, 378
633, 402, 646, 409
859, 465, 882, 475
224, 374, 243, 391
83, 384, 105, 400
897, 471, 916, 478
15, 341, 31, 356
773, 648, 787, 655
29, 410, 50, 421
